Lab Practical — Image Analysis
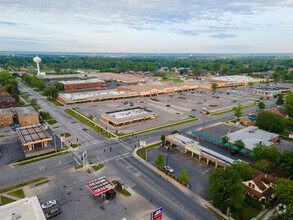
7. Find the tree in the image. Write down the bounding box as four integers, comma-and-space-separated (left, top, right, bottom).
171, 130, 180, 134
55, 82, 64, 91
252, 144, 281, 166
253, 159, 274, 173
206, 167, 245, 211
258, 101, 265, 110
54, 67, 61, 74
221, 136, 229, 144
179, 169, 189, 183
248, 82, 253, 87
233, 105, 242, 119
44, 87, 60, 99
116, 82, 120, 87
154, 153, 165, 167
276, 94, 284, 106
161, 134, 166, 143
255, 112, 285, 133
280, 150, 293, 176
231, 161, 254, 181
211, 83, 217, 92
234, 140, 245, 150
273, 178, 293, 205
284, 93, 293, 117
283, 117, 293, 129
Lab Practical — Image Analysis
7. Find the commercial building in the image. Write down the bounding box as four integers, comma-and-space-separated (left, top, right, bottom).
0, 196, 46, 220
95, 72, 150, 83
60, 78, 106, 91
0, 108, 13, 127
253, 87, 290, 96
204, 76, 265, 86
228, 126, 279, 154
101, 107, 157, 127
185, 80, 240, 90
15, 106, 39, 127
165, 134, 235, 167
57, 81, 198, 105
0, 91, 20, 109
17, 124, 52, 151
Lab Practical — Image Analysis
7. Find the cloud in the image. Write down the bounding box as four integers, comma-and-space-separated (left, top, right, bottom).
0, 21, 26, 26
210, 34, 237, 38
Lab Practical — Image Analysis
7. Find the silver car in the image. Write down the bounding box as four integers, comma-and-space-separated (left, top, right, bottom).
41, 200, 57, 209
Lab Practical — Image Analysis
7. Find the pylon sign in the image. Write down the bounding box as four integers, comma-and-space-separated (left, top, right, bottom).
83, 151, 87, 168
152, 207, 162, 220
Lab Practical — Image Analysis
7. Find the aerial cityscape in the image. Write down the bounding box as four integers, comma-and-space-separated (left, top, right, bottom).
0, 1, 293, 220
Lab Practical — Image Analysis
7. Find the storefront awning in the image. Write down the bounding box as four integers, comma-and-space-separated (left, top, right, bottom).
232, 145, 238, 150
203, 135, 209, 139
249, 152, 256, 157
210, 137, 215, 141
197, 133, 202, 136
240, 149, 247, 154
191, 131, 196, 134
216, 140, 222, 144
224, 143, 230, 147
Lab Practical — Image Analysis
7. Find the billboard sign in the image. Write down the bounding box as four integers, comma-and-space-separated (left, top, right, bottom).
152, 207, 162, 220
61, 137, 65, 142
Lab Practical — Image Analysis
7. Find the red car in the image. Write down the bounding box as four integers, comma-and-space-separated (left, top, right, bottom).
212, 96, 216, 98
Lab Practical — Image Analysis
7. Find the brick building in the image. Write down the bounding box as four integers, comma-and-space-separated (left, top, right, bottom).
0, 108, 13, 127
14, 106, 39, 127
0, 91, 19, 109
60, 79, 105, 91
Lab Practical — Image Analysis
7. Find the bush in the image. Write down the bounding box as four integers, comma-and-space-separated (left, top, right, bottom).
244, 196, 262, 210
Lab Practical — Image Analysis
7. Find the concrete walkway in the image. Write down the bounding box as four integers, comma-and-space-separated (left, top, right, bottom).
133, 143, 233, 220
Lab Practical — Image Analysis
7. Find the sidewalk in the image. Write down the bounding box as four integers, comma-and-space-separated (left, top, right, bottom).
133, 144, 232, 220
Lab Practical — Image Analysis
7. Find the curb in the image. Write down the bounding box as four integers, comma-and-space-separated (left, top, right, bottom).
133, 145, 232, 220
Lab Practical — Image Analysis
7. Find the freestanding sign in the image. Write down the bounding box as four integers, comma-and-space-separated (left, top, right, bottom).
152, 207, 163, 220
83, 151, 87, 168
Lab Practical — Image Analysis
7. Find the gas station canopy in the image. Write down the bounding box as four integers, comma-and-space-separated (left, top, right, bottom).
86, 176, 115, 196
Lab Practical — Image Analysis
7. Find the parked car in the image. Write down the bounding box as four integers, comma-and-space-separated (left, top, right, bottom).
164, 166, 174, 173
216, 96, 219, 98
212, 96, 216, 98
197, 102, 202, 104
230, 149, 238, 156
227, 93, 230, 95
41, 200, 57, 209
45, 207, 61, 218
166, 104, 170, 107
139, 100, 144, 103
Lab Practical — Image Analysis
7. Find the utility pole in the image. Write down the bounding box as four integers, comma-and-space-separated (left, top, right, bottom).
54, 133, 57, 153
89, 144, 91, 164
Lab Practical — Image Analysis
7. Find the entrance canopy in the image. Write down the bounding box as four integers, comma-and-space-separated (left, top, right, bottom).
86, 176, 115, 196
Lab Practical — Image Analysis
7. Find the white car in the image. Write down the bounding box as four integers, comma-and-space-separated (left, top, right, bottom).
41, 200, 57, 209
164, 166, 174, 173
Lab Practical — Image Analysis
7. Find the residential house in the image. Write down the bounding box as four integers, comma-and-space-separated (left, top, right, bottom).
243, 168, 288, 202
240, 115, 257, 126
264, 106, 287, 119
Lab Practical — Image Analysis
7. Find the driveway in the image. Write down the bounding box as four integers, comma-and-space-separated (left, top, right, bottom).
147, 146, 213, 199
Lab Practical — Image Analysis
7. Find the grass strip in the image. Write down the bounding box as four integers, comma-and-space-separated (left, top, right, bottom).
112, 180, 131, 196
0, 177, 47, 193
47, 98, 63, 106
8, 189, 25, 199
207, 207, 226, 220
210, 103, 256, 116
60, 132, 71, 138
75, 164, 83, 169
119, 118, 198, 139
65, 109, 114, 138
280, 135, 293, 142
47, 119, 57, 125
15, 151, 56, 162
137, 142, 162, 160
92, 164, 104, 171
17, 152, 69, 166
71, 143, 80, 148
1, 196, 16, 205
35, 180, 50, 187
30, 103, 41, 111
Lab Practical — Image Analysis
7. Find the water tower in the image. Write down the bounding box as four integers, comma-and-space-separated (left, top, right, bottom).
33, 55, 42, 75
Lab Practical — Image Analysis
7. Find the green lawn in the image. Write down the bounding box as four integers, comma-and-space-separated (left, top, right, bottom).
64, 109, 114, 138
111, 180, 131, 196
8, 189, 25, 198
35, 180, 50, 187
71, 143, 80, 148
47, 98, 63, 106
137, 142, 162, 160
60, 132, 71, 138
47, 119, 57, 125
92, 164, 104, 171
30, 103, 41, 111
231, 203, 261, 220
1, 196, 16, 205
0, 177, 47, 193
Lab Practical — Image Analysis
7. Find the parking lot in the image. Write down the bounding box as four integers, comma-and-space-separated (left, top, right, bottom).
147, 146, 213, 199
76, 87, 258, 133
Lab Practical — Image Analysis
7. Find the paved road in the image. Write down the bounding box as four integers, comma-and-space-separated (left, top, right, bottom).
1, 83, 276, 219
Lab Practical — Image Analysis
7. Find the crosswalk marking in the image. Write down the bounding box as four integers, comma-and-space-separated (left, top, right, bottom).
97, 152, 131, 164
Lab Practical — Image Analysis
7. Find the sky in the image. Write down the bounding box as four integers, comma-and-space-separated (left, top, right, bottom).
0, 0, 293, 53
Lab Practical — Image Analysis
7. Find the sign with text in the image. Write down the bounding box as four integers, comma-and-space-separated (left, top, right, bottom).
152, 207, 162, 220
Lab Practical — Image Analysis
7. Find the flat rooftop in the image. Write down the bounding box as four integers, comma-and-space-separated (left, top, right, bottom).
254, 87, 290, 91
17, 124, 52, 146
229, 126, 279, 150
0, 108, 13, 115
103, 107, 155, 122
59, 78, 105, 85
167, 134, 235, 164
14, 106, 38, 116
209, 76, 263, 82
0, 196, 46, 220
60, 89, 130, 101
95, 72, 150, 82
86, 176, 115, 196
